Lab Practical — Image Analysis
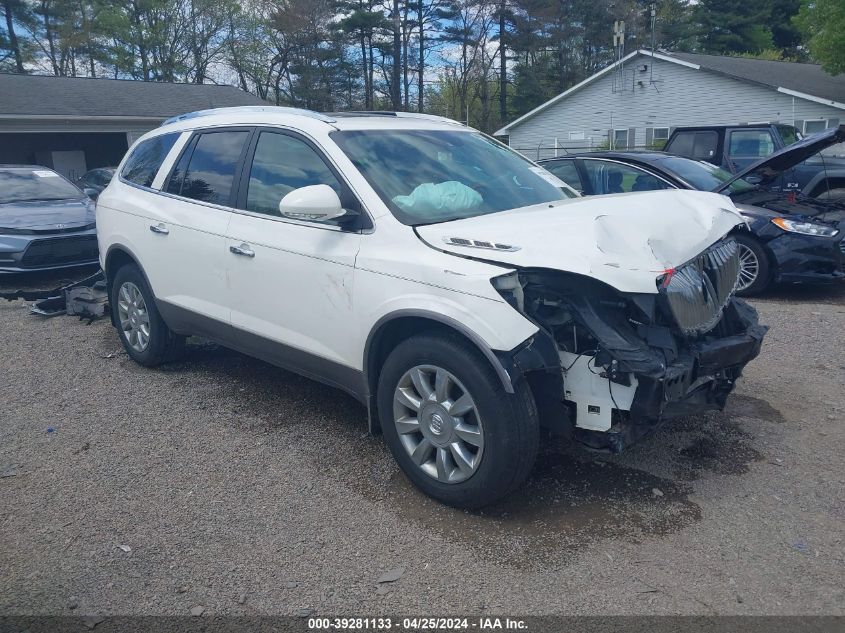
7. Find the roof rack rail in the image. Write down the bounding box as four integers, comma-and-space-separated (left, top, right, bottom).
328, 110, 463, 125
161, 106, 336, 127
393, 112, 464, 126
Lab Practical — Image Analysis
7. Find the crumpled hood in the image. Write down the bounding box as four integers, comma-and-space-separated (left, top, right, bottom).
0, 198, 94, 231
416, 189, 745, 294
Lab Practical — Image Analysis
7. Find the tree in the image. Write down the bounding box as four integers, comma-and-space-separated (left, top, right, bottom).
695, 0, 774, 54
796, 0, 845, 74
1, 0, 33, 72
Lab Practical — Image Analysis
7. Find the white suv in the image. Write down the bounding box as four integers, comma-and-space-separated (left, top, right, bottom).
97, 107, 766, 508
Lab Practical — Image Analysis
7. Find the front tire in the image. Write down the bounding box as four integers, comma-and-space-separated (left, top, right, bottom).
110, 263, 185, 366
377, 332, 539, 509
733, 234, 771, 296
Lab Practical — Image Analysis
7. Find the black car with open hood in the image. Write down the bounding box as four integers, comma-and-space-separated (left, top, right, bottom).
539, 129, 845, 295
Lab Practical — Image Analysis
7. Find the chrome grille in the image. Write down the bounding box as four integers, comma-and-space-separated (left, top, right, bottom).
661, 239, 740, 336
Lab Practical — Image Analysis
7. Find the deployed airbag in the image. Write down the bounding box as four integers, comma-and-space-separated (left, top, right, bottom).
393, 181, 482, 218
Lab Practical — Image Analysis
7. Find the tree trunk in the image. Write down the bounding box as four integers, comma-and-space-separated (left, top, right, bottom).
391, 0, 401, 110
2, 0, 25, 72
417, 0, 424, 111
360, 33, 370, 109
499, 0, 506, 123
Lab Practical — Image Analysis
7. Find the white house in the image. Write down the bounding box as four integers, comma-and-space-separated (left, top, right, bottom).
496, 50, 845, 160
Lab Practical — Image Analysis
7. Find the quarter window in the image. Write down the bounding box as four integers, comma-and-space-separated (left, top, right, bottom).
121, 133, 179, 188
168, 130, 249, 205
244, 132, 342, 218
543, 160, 583, 192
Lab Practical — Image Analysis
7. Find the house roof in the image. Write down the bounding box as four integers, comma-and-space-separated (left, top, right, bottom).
495, 49, 845, 135
667, 52, 845, 105
0, 73, 264, 120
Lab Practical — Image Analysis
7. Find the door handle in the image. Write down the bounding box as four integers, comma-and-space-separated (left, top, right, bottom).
229, 243, 255, 258
149, 223, 169, 235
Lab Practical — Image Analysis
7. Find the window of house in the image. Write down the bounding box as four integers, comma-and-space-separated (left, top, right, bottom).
121, 133, 179, 188
803, 120, 828, 135
569, 131, 585, 141
243, 132, 342, 218
613, 129, 628, 149
167, 130, 250, 206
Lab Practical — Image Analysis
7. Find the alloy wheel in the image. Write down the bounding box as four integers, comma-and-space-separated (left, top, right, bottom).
736, 243, 759, 291
117, 281, 151, 352
392, 365, 484, 484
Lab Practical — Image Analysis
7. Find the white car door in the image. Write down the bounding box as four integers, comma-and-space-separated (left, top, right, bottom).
225, 129, 365, 390
140, 128, 252, 338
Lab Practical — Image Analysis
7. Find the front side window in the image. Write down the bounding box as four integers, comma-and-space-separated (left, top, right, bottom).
776, 125, 802, 146
121, 133, 179, 188
581, 160, 671, 195
244, 132, 342, 217
729, 130, 775, 158
167, 130, 249, 206
331, 130, 567, 225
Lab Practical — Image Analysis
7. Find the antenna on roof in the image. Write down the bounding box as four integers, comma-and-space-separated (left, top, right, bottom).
649, 3, 656, 85
612, 20, 626, 93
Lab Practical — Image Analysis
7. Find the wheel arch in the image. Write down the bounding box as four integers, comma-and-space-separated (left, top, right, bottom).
103, 244, 156, 326
363, 310, 518, 434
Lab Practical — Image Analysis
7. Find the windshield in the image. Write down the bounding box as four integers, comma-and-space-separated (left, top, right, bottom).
0, 169, 83, 204
331, 130, 569, 225
653, 155, 757, 194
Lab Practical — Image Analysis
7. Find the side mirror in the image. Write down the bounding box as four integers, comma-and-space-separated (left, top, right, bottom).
279, 184, 346, 222
83, 187, 99, 200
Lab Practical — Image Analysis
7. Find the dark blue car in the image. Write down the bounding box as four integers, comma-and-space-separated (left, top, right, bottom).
540, 126, 845, 295
0, 165, 99, 273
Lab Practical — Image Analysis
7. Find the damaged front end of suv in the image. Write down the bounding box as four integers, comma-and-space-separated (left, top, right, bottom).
492, 238, 767, 453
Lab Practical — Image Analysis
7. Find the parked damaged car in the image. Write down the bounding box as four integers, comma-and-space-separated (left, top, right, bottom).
0, 165, 99, 273
96, 107, 766, 508
540, 125, 845, 295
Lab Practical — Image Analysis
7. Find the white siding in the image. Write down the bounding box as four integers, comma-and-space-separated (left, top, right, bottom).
506, 54, 843, 160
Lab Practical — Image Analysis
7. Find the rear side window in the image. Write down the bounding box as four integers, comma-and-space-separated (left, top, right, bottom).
167, 130, 249, 206
121, 133, 179, 188
666, 131, 718, 160
543, 160, 583, 191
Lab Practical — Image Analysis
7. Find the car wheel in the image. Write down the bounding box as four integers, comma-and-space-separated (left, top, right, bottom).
377, 332, 539, 509
733, 234, 771, 296
111, 263, 185, 366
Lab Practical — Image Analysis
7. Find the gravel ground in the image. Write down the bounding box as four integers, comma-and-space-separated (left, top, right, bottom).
1, 268, 843, 617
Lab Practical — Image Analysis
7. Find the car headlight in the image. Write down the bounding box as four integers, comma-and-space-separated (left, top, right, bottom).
771, 217, 839, 237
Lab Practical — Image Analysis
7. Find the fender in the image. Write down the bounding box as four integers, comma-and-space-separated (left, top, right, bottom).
362, 309, 535, 434
802, 169, 845, 197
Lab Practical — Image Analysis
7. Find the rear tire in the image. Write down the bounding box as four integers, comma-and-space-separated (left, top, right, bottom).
733, 234, 771, 297
110, 263, 185, 366
377, 332, 539, 509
